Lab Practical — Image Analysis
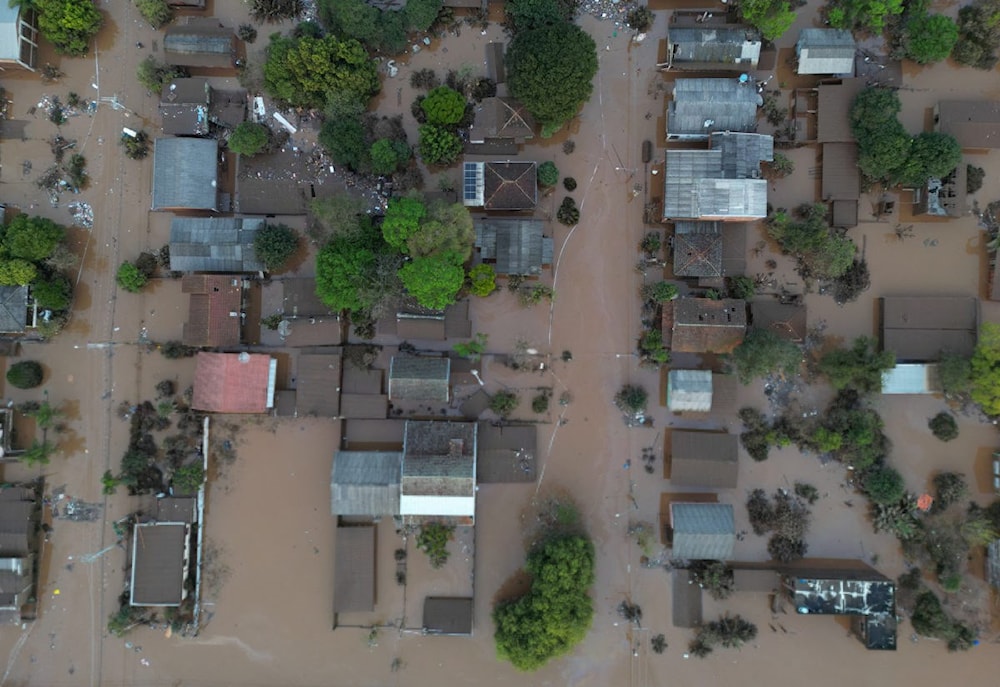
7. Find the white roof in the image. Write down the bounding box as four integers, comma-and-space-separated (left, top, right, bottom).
399, 495, 476, 517
667, 369, 713, 411
0, 6, 21, 62
882, 364, 941, 395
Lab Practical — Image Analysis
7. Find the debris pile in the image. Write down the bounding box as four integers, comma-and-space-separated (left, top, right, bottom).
68, 201, 93, 229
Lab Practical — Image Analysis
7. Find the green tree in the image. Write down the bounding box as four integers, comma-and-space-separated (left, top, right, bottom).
253, 223, 300, 271
172, 464, 205, 492
537, 161, 559, 187
817, 337, 895, 394
490, 390, 520, 418
0, 259, 37, 286
766, 205, 856, 280
929, 412, 959, 442
453, 332, 488, 361
690, 561, 735, 601
404, 0, 443, 31
398, 253, 465, 310
825, 0, 904, 32
507, 23, 598, 136
494, 536, 595, 671
939, 353, 972, 395
32, 0, 104, 56
894, 132, 962, 187
136, 56, 185, 93
729, 275, 755, 300
418, 124, 462, 166
504, 0, 577, 33
904, 14, 959, 64
135, 0, 173, 28
738, 0, 796, 40
116, 261, 148, 293
32, 276, 72, 311
21, 439, 56, 467
407, 200, 475, 260
729, 328, 802, 384
614, 384, 648, 415
369, 138, 411, 175
227, 121, 270, 156
416, 522, 454, 567
6, 360, 43, 389
863, 465, 906, 504
3, 215, 66, 262
468, 263, 496, 296
314, 212, 397, 314
319, 115, 370, 171
381, 195, 427, 252
421, 86, 466, 126
971, 322, 1000, 415
318, 0, 379, 45
263, 34, 379, 110
954, 0, 1000, 70
642, 281, 679, 303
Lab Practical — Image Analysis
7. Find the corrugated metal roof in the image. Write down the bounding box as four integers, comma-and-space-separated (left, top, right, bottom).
670, 503, 735, 560
401, 422, 477, 508
334, 525, 376, 613
331, 451, 401, 516
664, 149, 768, 219
667, 369, 713, 412
164, 20, 236, 68
169, 217, 264, 272
796, 29, 856, 75
670, 430, 738, 488
668, 78, 762, 138
152, 138, 219, 211
130, 523, 188, 606
476, 218, 548, 275
0, 285, 27, 333
388, 357, 451, 401
710, 132, 773, 177
668, 26, 761, 67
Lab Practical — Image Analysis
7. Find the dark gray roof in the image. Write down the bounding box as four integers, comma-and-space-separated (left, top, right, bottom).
790, 568, 893, 615
668, 26, 761, 68
796, 29, 856, 75
673, 230, 722, 277
670, 503, 735, 560
155, 497, 197, 524
388, 357, 450, 401
670, 430, 739, 488
169, 217, 264, 272
164, 19, 236, 69
672, 569, 703, 627
331, 451, 402, 516
880, 296, 978, 361
469, 97, 534, 144
0, 285, 27, 333
159, 78, 211, 136
822, 142, 860, 201
663, 149, 768, 220
296, 354, 342, 417
334, 525, 376, 613
710, 132, 774, 178
423, 597, 474, 635
402, 421, 477, 497
475, 219, 551, 276
151, 138, 219, 211
130, 523, 188, 606
476, 422, 536, 483
936, 100, 1000, 148
668, 78, 762, 138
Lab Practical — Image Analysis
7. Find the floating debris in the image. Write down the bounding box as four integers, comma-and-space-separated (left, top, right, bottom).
68, 201, 93, 229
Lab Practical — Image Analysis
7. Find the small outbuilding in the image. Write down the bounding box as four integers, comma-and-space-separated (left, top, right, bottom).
796, 29, 856, 75
669, 430, 739, 489
423, 597, 474, 636
295, 353, 342, 417
333, 524, 376, 616
0, 4, 38, 71
0, 285, 29, 334
469, 97, 535, 145
751, 299, 807, 342
665, 24, 761, 71
129, 522, 191, 607
935, 100, 1000, 149
666, 369, 713, 412
330, 451, 402, 516
388, 357, 451, 402
669, 502, 735, 560
181, 274, 243, 348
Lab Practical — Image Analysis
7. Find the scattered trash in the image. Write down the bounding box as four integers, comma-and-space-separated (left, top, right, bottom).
68, 201, 93, 229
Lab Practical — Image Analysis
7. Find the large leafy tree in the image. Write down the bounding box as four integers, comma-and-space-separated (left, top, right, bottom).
421, 86, 466, 126
954, 0, 1000, 70
381, 196, 427, 252
418, 124, 462, 166
0, 259, 36, 286
403, 0, 442, 31
818, 336, 896, 394
407, 200, 475, 260
319, 115, 369, 171
728, 329, 802, 384
30, 0, 104, 56
738, 0, 796, 41
895, 132, 962, 187
2, 215, 66, 262
904, 14, 959, 64
504, 0, 577, 33
398, 252, 465, 310
825, 0, 904, 32
506, 22, 598, 136
253, 223, 300, 271
263, 34, 379, 110
971, 322, 1000, 415
766, 204, 856, 280
494, 536, 595, 671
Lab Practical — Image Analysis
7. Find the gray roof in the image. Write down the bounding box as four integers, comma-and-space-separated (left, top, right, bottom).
130, 523, 188, 606
670, 503, 735, 560
668, 26, 761, 68
475, 219, 552, 276
476, 422, 536, 483
663, 149, 768, 220
667, 369, 713, 412
164, 19, 236, 69
331, 451, 402, 516
673, 230, 722, 277
796, 29, 856, 75
0, 285, 27, 333
296, 354, 342, 417
672, 569, 703, 627
159, 78, 211, 136
469, 97, 535, 144
423, 597, 474, 635
151, 138, 219, 211
402, 421, 477, 497
169, 217, 264, 272
388, 357, 451, 401
668, 78, 762, 138
334, 525, 376, 613
710, 132, 774, 178
880, 296, 978, 361
670, 430, 739, 488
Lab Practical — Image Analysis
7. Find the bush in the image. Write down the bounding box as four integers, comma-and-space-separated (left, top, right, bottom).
729, 275, 755, 300
557, 196, 580, 225
967, 165, 985, 194
932, 472, 968, 512
904, 14, 959, 64
6, 361, 44, 389
614, 384, 647, 415
172, 464, 204, 493
238, 23, 258, 43
453, 333, 488, 361
641, 281, 678, 303
863, 465, 906, 504
418, 124, 462, 166
416, 522, 454, 568
692, 614, 758, 655
33, 276, 72, 311
253, 223, 300, 271
531, 392, 550, 414
136, 0, 174, 28
626, 6, 654, 32
116, 262, 148, 293
160, 341, 197, 359
767, 535, 807, 563
369, 138, 411, 176
929, 412, 959, 441
690, 561, 734, 600
490, 390, 520, 418
468, 263, 496, 296
421, 86, 466, 126
537, 161, 559, 187
227, 122, 270, 156
410, 68, 440, 90
136, 56, 185, 93
563, 177, 577, 191
251, 0, 304, 21
121, 130, 151, 160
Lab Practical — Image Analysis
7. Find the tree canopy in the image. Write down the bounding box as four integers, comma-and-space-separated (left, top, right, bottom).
494, 536, 595, 671
971, 322, 1000, 415
227, 122, 270, 156
381, 196, 427, 252
1, 215, 66, 263
904, 14, 959, 64
738, 0, 796, 41
825, 0, 904, 32
418, 124, 462, 166
729, 329, 802, 384
253, 223, 299, 271
31, 0, 104, 56
504, 0, 578, 33
766, 204, 856, 280
398, 252, 465, 310
420, 86, 466, 126
817, 336, 896, 394
506, 22, 598, 136
263, 34, 379, 110
953, 0, 1000, 70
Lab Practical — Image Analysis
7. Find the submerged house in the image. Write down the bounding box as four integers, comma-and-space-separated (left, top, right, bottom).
388, 356, 451, 402
795, 29, 856, 75
129, 522, 192, 607
669, 502, 735, 560
159, 78, 247, 136
181, 274, 244, 348
0, 485, 41, 622
665, 24, 761, 71
463, 161, 537, 211
169, 217, 264, 272
475, 219, 553, 276
666, 369, 713, 412
669, 430, 739, 489
935, 100, 1000, 149
664, 297, 747, 353
469, 97, 535, 146
667, 78, 762, 140
164, 18, 237, 69
151, 138, 220, 212
879, 296, 978, 362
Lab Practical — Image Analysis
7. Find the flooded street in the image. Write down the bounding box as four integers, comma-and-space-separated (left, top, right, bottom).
0, 2, 998, 687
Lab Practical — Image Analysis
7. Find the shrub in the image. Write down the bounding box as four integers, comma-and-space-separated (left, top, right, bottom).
626, 6, 654, 31
453, 332, 488, 362
136, 56, 185, 93
932, 472, 968, 512
238, 23, 258, 43
767, 535, 807, 563
33, 276, 72, 311
116, 262, 148, 293
227, 122, 270, 156
614, 384, 647, 415
251, 0, 304, 22
531, 392, 550, 413
924, 411, 960, 443
6, 361, 43, 389
421, 86, 466, 126
537, 161, 559, 187
22, 439, 56, 466
563, 177, 577, 191
692, 614, 758, 655
557, 196, 580, 225
172, 464, 205, 493
468, 263, 496, 296
863, 465, 906, 505
642, 281, 678, 303
253, 223, 300, 271
967, 165, 985, 194
160, 341, 198, 359
410, 68, 440, 89
729, 275, 755, 300
121, 130, 151, 160
418, 124, 462, 166
490, 390, 519, 418
690, 561, 734, 600
416, 522, 454, 568
136, 0, 174, 28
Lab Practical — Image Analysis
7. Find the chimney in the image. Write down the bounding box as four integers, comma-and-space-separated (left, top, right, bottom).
448, 439, 464, 459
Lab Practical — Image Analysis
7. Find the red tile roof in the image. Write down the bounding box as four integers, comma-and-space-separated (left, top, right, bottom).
182, 274, 242, 348
192, 352, 272, 413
